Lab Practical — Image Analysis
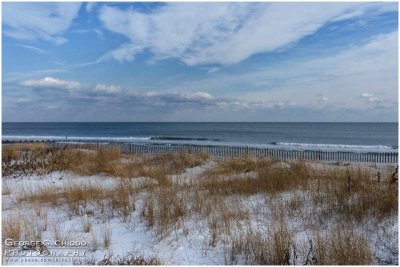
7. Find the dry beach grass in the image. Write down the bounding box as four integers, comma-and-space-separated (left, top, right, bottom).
2, 143, 398, 265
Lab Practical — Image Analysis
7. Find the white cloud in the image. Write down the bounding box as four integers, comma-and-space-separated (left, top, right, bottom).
94, 84, 122, 94
46, 105, 59, 110
98, 2, 396, 65
177, 91, 213, 100
3, 3, 81, 44
361, 93, 373, 98
20, 77, 125, 96
20, 77, 82, 90
316, 94, 328, 104
360, 93, 381, 104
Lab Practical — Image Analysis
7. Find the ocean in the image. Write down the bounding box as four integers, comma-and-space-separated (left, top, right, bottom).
2, 122, 398, 152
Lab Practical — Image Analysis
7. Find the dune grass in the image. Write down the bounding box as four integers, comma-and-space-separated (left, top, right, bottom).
2, 214, 23, 244
2, 143, 208, 183
2, 144, 397, 265
76, 251, 162, 265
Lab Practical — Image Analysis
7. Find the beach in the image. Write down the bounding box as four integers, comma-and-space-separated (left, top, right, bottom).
2, 143, 398, 265
3, 2, 398, 266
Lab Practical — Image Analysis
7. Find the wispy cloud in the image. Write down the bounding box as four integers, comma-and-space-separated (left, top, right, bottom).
3, 3, 81, 45
98, 2, 396, 66
167, 31, 397, 111
3, 2, 397, 122
18, 25, 397, 115
98, 44, 143, 62
16, 44, 47, 54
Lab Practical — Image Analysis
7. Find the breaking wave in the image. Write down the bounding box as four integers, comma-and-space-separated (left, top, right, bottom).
272, 142, 396, 152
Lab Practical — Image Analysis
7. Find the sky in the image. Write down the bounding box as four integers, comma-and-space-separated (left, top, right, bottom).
2, 2, 398, 122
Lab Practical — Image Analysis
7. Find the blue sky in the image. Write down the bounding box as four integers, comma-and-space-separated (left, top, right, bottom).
2, 2, 398, 122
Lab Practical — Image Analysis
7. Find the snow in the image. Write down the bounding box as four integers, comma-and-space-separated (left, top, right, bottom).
2, 160, 398, 265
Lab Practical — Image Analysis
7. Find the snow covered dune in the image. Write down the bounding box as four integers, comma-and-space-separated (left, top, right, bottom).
2, 144, 398, 265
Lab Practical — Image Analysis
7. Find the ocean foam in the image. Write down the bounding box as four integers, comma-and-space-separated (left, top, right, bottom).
275, 142, 396, 152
